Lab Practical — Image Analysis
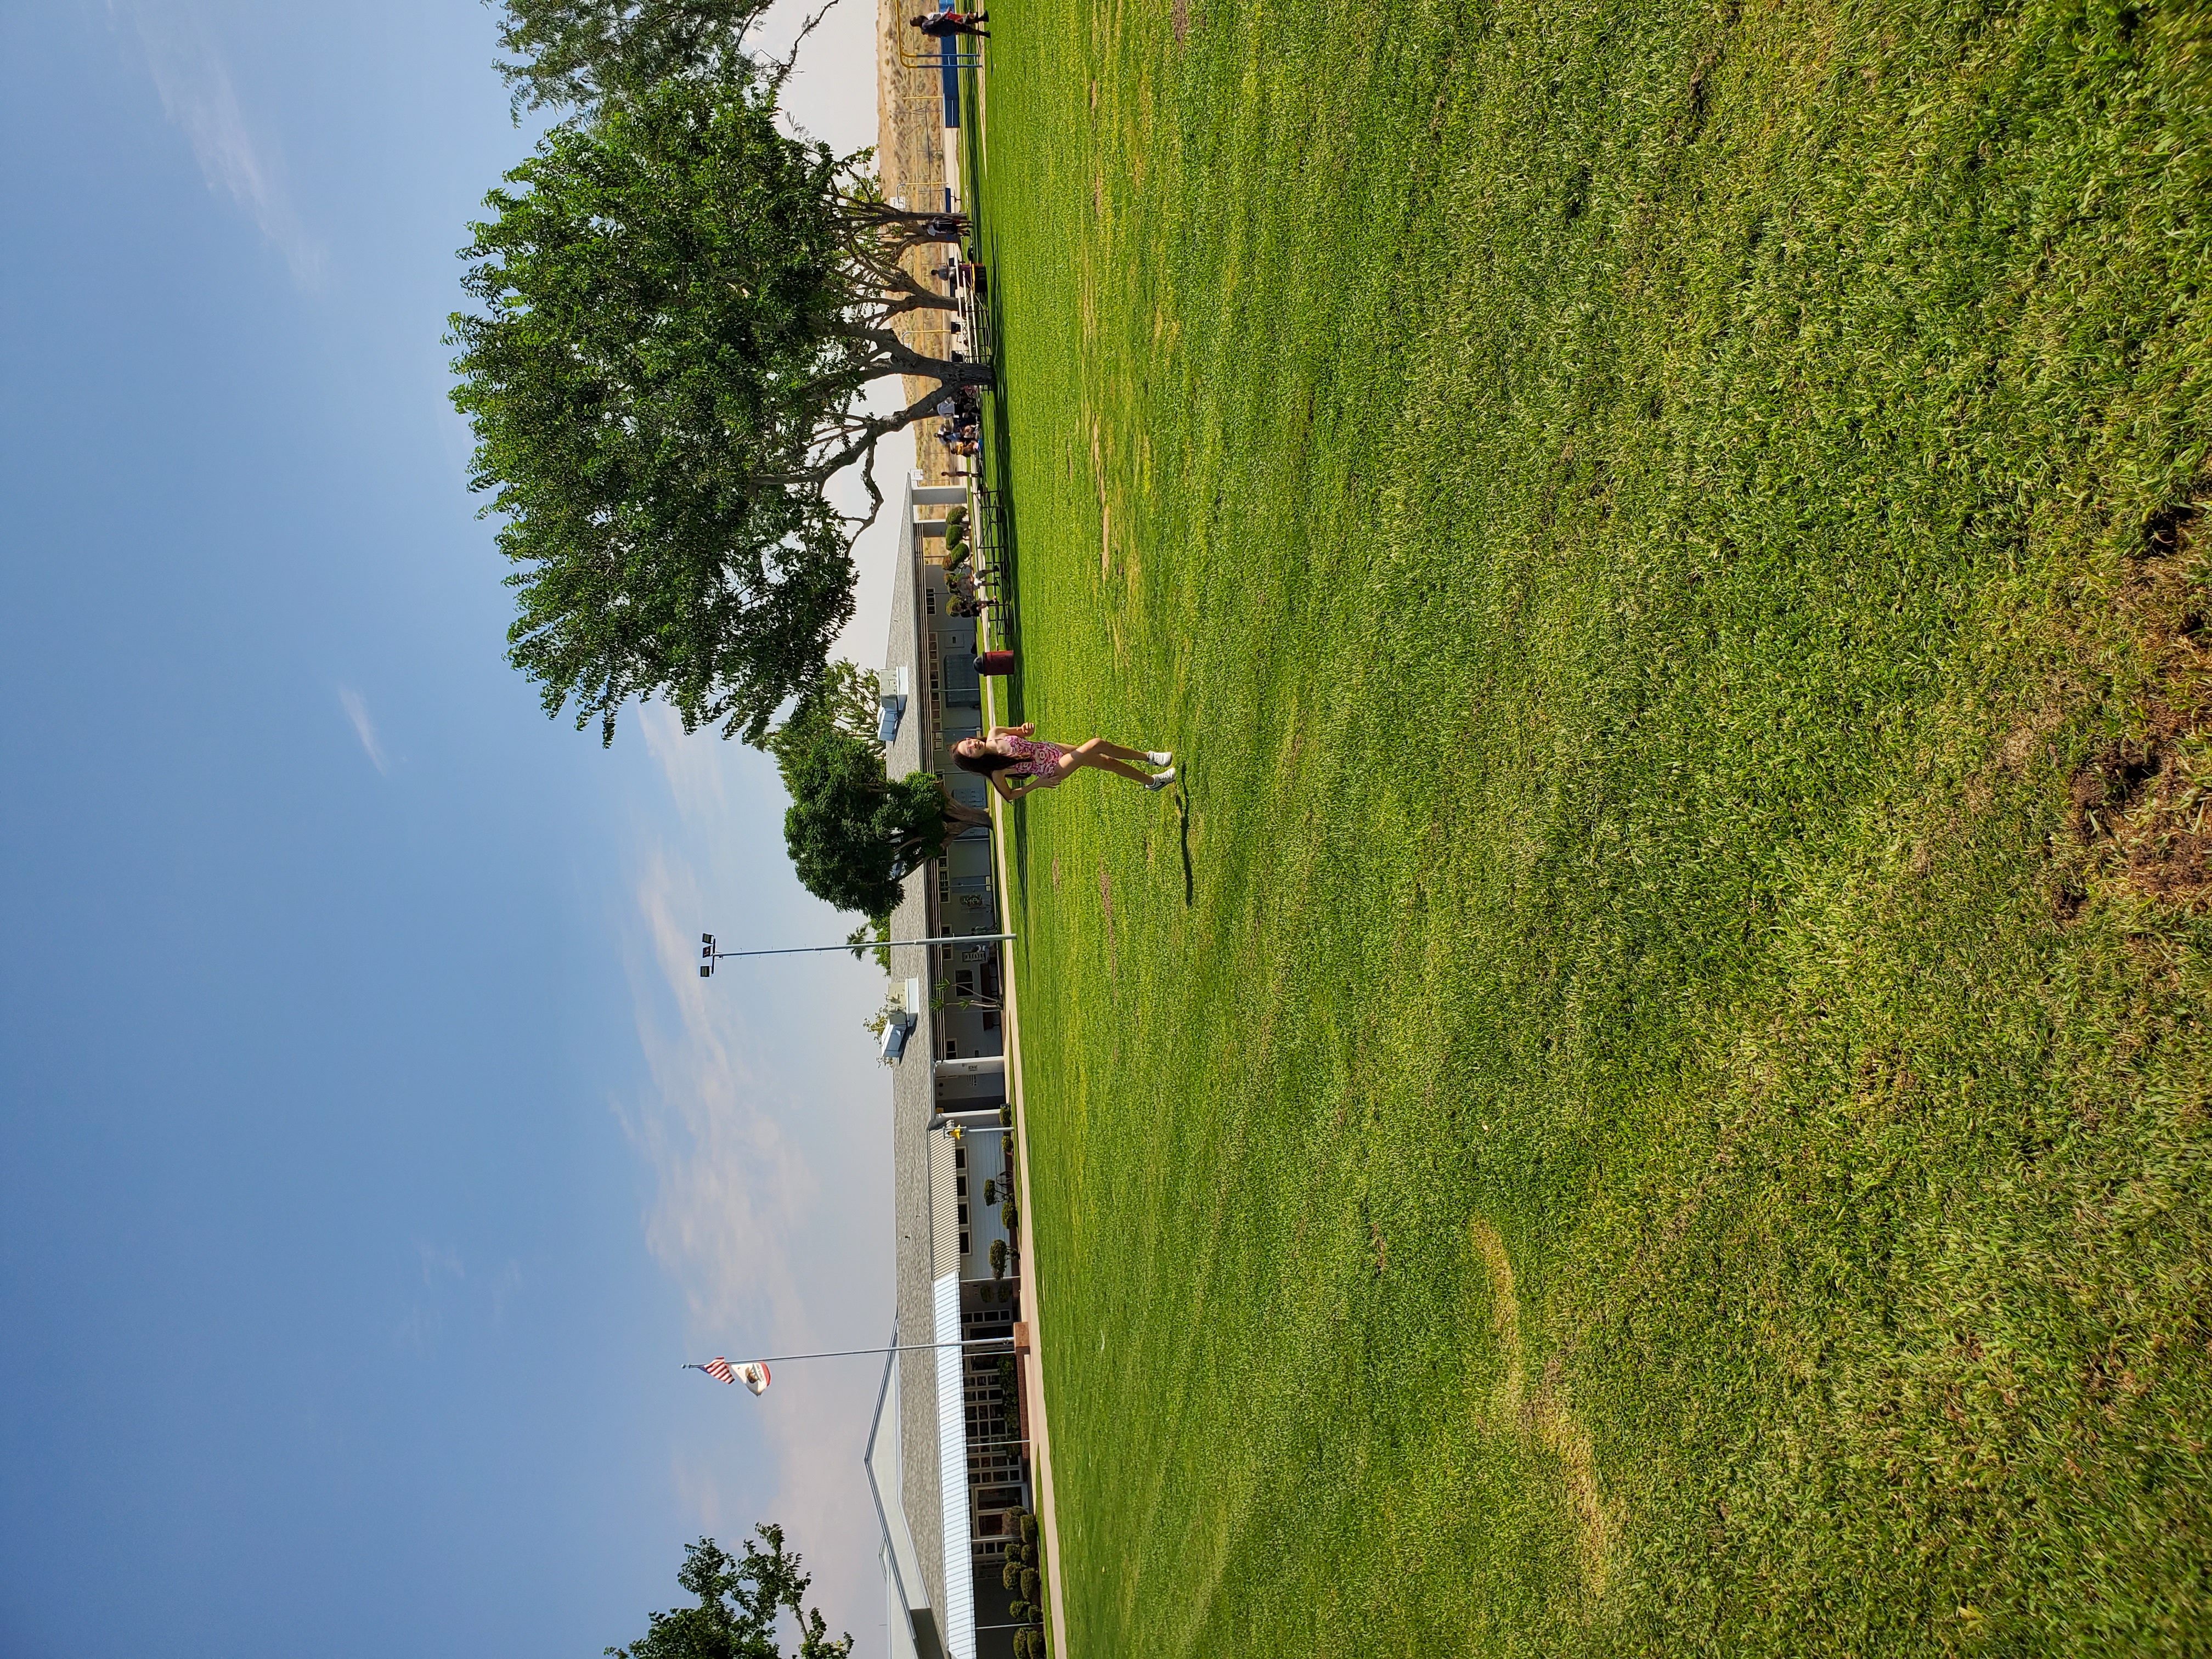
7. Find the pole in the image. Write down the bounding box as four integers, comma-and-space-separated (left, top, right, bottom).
707, 932, 1014, 964
685, 1336, 1014, 1368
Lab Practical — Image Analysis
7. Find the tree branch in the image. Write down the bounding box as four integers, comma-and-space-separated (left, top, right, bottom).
766, 0, 842, 91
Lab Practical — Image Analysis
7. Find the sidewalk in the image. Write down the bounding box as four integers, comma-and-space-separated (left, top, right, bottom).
984, 676, 1071, 1659
957, 41, 1065, 1657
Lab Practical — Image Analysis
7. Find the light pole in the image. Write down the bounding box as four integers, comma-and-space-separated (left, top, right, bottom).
698, 930, 1014, 977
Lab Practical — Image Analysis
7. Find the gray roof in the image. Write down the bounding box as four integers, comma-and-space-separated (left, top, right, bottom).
882, 487, 947, 1619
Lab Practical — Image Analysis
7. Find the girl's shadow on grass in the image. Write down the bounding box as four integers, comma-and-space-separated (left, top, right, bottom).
1175, 760, 1194, 909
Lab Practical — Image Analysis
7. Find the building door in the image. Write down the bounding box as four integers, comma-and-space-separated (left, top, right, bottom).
940, 634, 982, 740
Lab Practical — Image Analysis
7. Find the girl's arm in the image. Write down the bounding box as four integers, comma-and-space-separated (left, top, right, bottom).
1001, 769, 1059, 799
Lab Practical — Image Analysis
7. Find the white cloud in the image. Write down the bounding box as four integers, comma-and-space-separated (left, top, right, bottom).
640, 703, 732, 825
620, 843, 890, 1632
416, 1243, 465, 1286
123, 3, 326, 286
622, 848, 815, 1338
338, 687, 391, 775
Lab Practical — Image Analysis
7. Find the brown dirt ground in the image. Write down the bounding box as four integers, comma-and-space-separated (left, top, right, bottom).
2064, 495, 2212, 913
875, 0, 968, 486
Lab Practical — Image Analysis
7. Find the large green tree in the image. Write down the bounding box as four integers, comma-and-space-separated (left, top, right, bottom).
779, 730, 967, 920
766, 674, 988, 918
493, 0, 768, 117
449, 75, 984, 743
607, 1529, 849, 1659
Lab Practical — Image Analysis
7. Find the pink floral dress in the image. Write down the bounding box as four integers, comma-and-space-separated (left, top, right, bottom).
1001, 737, 1071, 778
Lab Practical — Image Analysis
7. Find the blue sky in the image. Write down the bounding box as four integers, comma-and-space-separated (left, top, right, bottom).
0, 3, 916, 1654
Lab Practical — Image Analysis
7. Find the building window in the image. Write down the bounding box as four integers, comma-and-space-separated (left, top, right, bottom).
958, 1205, 968, 1225
960, 1232, 969, 1254
957, 1176, 967, 1197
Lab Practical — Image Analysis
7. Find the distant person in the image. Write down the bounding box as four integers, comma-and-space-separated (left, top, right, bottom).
946, 563, 999, 613
934, 260, 987, 294
912, 9, 989, 35
955, 725, 1174, 798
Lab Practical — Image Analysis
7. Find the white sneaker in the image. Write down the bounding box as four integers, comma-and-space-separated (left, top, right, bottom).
1144, 766, 1177, 791
1146, 751, 1173, 766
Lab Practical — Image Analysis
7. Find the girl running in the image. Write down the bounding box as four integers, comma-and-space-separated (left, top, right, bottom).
952, 724, 1173, 800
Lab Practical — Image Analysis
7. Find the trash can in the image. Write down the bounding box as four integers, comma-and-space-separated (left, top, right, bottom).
973, 650, 1017, 676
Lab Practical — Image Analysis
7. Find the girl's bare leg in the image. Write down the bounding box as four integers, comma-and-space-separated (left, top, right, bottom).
1085, 738, 1155, 764
1069, 740, 1153, 783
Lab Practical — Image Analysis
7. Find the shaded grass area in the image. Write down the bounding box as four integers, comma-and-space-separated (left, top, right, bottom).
970, 0, 2212, 1652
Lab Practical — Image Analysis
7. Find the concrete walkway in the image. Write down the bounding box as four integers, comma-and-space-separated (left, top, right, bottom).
983, 678, 1072, 1659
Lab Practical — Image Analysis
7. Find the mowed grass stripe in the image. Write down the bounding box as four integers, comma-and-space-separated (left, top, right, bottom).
975, 0, 2212, 1652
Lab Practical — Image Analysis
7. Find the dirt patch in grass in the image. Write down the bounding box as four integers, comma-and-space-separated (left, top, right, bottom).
1097, 861, 1117, 978
1171, 0, 1191, 42
2065, 496, 2212, 912
1470, 1218, 1617, 1601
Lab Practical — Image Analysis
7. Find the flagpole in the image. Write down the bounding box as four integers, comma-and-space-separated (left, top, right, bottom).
685, 1336, 1014, 1369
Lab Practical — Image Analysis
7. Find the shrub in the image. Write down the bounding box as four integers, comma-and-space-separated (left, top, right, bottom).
1002, 1560, 1022, 1591
998, 1103, 1013, 1125
1014, 1630, 1040, 1658
1008, 1600, 1033, 1622
1001, 1199, 1019, 1230
1018, 1513, 1039, 1544
983, 1178, 997, 1206
990, 1239, 1007, 1277
1022, 1567, 1041, 1602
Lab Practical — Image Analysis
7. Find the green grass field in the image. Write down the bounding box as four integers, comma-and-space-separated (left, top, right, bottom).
965, 0, 2212, 1651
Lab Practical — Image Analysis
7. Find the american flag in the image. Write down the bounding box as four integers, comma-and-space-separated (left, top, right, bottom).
688, 1357, 771, 1395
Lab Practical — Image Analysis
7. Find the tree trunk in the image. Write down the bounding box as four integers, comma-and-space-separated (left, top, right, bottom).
940, 796, 992, 830
870, 333, 993, 387
877, 289, 961, 321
